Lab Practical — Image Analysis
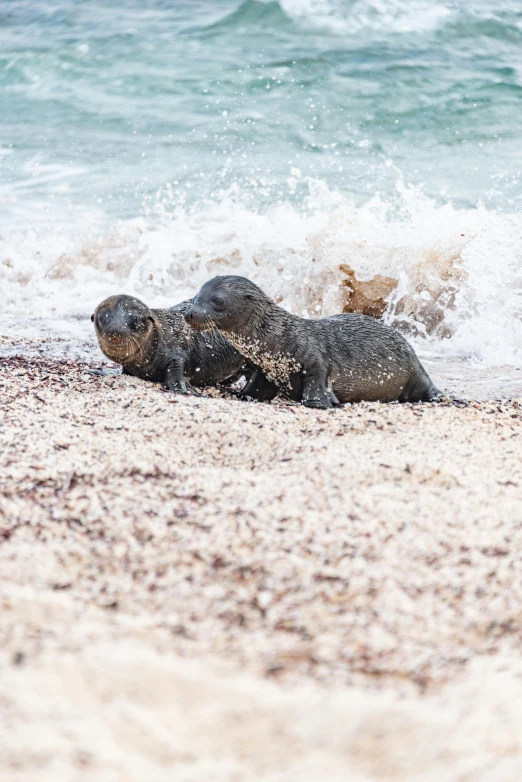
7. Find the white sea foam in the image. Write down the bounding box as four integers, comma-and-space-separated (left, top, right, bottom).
1, 180, 521, 365
276, 0, 453, 35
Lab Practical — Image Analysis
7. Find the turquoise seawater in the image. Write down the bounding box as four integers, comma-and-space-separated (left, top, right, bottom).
2, 0, 522, 221
1, 0, 522, 381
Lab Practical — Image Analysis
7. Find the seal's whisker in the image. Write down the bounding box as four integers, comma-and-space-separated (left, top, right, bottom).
130, 334, 143, 359
208, 319, 221, 341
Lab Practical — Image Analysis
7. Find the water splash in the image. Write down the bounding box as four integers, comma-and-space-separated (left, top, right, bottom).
1, 179, 521, 365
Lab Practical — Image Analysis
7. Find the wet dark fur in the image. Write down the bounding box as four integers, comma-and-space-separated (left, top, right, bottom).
92, 294, 245, 394
185, 275, 442, 409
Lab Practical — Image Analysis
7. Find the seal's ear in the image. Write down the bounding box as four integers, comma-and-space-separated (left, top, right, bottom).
90, 314, 95, 322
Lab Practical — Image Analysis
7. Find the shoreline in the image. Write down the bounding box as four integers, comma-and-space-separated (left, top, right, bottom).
2, 331, 522, 400
2, 350, 522, 778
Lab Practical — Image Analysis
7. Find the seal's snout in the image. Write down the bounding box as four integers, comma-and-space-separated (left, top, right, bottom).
185, 304, 209, 331
96, 312, 133, 347
106, 330, 125, 344
103, 317, 130, 343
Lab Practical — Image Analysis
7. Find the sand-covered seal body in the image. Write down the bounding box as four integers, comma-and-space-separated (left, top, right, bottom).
185, 276, 441, 409
92, 294, 245, 394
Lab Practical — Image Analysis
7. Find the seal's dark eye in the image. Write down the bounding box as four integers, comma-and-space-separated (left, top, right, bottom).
212, 296, 225, 309
128, 316, 140, 331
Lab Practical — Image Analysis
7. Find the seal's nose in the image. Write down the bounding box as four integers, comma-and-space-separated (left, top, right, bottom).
185, 304, 208, 330
107, 330, 125, 344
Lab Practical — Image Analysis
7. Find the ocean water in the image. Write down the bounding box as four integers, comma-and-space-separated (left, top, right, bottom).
1, 0, 522, 394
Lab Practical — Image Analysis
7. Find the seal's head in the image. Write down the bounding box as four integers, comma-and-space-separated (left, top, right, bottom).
185, 275, 267, 333
92, 295, 155, 364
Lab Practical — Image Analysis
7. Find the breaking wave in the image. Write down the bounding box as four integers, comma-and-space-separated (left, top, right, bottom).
1, 179, 521, 365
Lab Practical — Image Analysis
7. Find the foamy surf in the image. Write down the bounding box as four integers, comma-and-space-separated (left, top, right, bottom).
1, 181, 521, 372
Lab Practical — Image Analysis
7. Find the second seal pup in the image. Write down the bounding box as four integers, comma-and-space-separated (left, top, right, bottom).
92, 294, 245, 394
185, 275, 442, 409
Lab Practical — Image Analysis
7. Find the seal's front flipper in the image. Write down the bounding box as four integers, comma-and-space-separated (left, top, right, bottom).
302, 364, 334, 409
165, 381, 191, 395
165, 356, 191, 395
303, 396, 333, 410
239, 369, 278, 402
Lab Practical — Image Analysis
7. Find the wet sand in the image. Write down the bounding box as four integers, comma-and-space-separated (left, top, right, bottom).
2, 346, 522, 780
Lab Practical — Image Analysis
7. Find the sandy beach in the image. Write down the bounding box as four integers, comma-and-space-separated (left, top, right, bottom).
2, 343, 522, 780
4, 0, 522, 778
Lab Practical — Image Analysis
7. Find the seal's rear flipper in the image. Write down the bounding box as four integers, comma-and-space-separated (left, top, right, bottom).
185, 382, 202, 397
429, 392, 469, 405
329, 388, 341, 407
88, 367, 121, 376
399, 376, 446, 403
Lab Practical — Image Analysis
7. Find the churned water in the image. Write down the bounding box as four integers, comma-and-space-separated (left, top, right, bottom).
1, 0, 522, 393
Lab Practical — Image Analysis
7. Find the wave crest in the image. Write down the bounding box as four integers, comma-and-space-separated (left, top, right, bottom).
212, 0, 454, 36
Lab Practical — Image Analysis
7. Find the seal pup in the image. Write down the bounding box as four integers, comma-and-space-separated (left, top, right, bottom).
184, 275, 442, 409
92, 294, 246, 394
